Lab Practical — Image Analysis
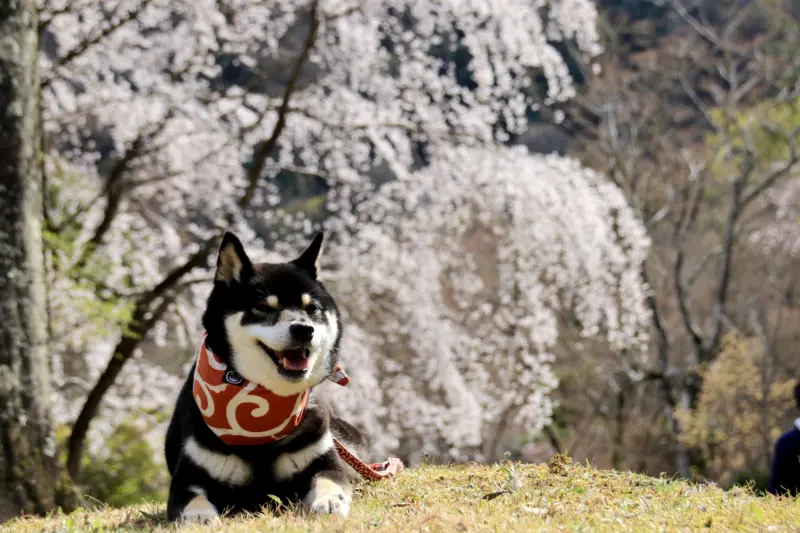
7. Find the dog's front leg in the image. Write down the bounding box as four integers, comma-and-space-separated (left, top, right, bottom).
304, 467, 352, 517
167, 458, 220, 524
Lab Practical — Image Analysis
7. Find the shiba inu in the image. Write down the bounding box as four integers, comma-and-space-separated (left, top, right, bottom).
164, 231, 368, 523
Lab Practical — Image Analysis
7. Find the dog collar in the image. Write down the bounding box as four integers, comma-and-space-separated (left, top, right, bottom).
192, 333, 348, 445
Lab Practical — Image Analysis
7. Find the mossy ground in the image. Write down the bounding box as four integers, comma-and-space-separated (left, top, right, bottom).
4, 456, 799, 532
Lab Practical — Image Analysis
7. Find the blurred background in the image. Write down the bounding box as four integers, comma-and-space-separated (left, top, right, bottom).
0, 0, 798, 519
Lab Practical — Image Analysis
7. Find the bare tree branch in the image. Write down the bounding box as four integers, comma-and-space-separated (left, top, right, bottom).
702, 137, 761, 357
672, 172, 706, 351
542, 425, 564, 454
65, 290, 178, 478
325, 4, 361, 21
38, 0, 80, 33
662, 0, 751, 59
237, 1, 320, 210
42, 0, 154, 87
741, 126, 800, 207
641, 266, 678, 430
65, 239, 214, 478
684, 245, 723, 288
664, 0, 720, 47
680, 77, 716, 127
71, 111, 174, 271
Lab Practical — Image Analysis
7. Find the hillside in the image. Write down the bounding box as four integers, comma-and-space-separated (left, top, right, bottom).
4, 457, 798, 532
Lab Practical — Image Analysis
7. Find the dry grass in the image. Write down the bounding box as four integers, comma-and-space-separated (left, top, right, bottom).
3, 456, 799, 532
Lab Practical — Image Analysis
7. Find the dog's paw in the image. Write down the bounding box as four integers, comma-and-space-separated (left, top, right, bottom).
305, 479, 351, 517
309, 492, 350, 516
180, 494, 220, 524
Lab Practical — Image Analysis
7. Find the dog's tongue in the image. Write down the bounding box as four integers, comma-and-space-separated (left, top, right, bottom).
279, 348, 309, 371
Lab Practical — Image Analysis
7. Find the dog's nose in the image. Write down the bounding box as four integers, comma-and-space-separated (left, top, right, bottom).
289, 324, 314, 343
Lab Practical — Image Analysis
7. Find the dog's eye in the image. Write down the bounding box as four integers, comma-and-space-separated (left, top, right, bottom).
306, 303, 321, 315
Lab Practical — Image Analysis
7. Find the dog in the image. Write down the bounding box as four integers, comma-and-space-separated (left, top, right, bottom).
164, 231, 366, 523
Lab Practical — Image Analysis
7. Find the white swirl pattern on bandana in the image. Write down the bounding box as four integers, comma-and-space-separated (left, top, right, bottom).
192, 337, 307, 442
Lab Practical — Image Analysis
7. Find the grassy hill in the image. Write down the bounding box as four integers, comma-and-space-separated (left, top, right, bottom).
3, 456, 799, 532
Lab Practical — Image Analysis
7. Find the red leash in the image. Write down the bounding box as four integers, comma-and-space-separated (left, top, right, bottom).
333, 437, 404, 481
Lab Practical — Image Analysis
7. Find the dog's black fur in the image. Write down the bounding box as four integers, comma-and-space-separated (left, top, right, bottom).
164, 231, 365, 522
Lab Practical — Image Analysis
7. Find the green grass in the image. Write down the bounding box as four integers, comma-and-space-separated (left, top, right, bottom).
3, 456, 799, 532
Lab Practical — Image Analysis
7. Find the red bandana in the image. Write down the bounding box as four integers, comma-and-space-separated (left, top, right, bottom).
192, 333, 403, 478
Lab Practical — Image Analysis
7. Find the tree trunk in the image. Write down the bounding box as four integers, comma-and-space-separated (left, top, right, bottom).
611, 388, 625, 470
0, 0, 76, 520
674, 385, 694, 479
673, 372, 708, 479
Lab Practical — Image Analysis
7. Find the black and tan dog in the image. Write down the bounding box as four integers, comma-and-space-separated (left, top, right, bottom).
164, 231, 364, 522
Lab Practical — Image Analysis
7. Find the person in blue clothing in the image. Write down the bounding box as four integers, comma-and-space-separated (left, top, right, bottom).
768, 382, 800, 496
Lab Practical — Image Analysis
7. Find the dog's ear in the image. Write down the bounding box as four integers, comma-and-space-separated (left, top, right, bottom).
215, 231, 253, 285
291, 232, 324, 279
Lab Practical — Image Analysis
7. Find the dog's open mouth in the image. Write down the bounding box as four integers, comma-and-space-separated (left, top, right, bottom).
257, 341, 311, 378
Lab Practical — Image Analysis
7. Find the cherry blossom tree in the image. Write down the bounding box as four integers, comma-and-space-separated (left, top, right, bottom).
320, 146, 650, 461
37, 0, 649, 474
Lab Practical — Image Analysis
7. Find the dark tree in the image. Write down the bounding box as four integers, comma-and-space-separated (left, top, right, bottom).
0, 0, 76, 520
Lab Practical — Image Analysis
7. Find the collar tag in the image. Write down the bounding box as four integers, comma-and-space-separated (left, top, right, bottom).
224, 369, 244, 386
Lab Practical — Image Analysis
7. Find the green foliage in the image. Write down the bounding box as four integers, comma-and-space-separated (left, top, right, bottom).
45, 223, 136, 338
708, 96, 800, 176
675, 333, 796, 487
43, 156, 138, 340
280, 194, 327, 220
56, 423, 169, 508
729, 469, 771, 494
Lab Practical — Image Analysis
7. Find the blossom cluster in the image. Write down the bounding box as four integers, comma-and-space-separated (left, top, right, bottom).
39, 0, 648, 461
